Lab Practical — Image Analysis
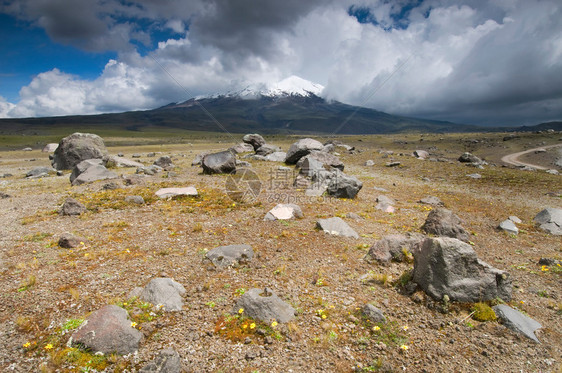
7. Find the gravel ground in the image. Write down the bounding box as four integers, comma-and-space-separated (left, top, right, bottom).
0, 136, 561, 372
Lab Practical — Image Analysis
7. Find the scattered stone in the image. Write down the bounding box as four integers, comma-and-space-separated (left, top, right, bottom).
155, 187, 198, 199
140, 278, 186, 311
231, 143, 255, 154
136, 165, 163, 175
70, 159, 103, 183
373, 186, 388, 192
326, 174, 363, 199
385, 162, 401, 167
264, 152, 287, 162
419, 196, 444, 206
139, 348, 181, 373
69, 305, 142, 355
316, 217, 359, 239
299, 157, 326, 179
264, 204, 303, 221
412, 237, 512, 302
233, 288, 295, 323
538, 257, 561, 266
421, 208, 470, 242
284, 138, 324, 164
255, 144, 281, 156
58, 233, 85, 249
296, 151, 344, 171
376, 195, 394, 205
42, 143, 59, 153
26, 167, 54, 179
458, 152, 482, 164
123, 175, 146, 185
242, 134, 267, 151
361, 304, 386, 324
52, 133, 108, 170
499, 219, 519, 235
545, 169, 559, 175
132, 153, 141, 158
364, 160, 375, 166
321, 144, 335, 153
72, 165, 118, 186
493, 305, 541, 343
467, 173, 482, 179
147, 152, 156, 157
0, 192, 10, 199
533, 207, 562, 235
414, 150, 429, 159
508, 216, 521, 224
60, 198, 87, 216
365, 234, 424, 264
346, 212, 362, 220
125, 195, 145, 204
375, 203, 395, 213
154, 156, 174, 168
201, 151, 236, 174
103, 155, 143, 168
22, 147, 32, 151
205, 244, 254, 267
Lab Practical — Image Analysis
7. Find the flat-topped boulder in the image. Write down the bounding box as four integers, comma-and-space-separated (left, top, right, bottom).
326, 174, 362, 199
156, 187, 198, 199
316, 217, 359, 238
233, 288, 295, 323
140, 278, 186, 311
71, 164, 118, 186
202, 151, 236, 174
264, 204, 303, 221
365, 234, 424, 264
205, 244, 254, 267
493, 305, 541, 343
285, 138, 324, 164
296, 151, 344, 171
533, 207, 562, 235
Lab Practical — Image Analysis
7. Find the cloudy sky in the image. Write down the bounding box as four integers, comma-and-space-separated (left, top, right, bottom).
0, 0, 561, 126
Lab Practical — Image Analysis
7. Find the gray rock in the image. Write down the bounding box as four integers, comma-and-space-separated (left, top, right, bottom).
191, 151, 210, 166
365, 234, 424, 264
154, 156, 173, 168
72, 165, 118, 186
206, 244, 254, 267
346, 212, 362, 220
242, 134, 267, 151
140, 348, 181, 373
499, 219, 518, 235
58, 233, 85, 249
26, 167, 54, 179
70, 305, 142, 355
414, 150, 429, 159
0, 192, 11, 199
140, 278, 186, 311
458, 152, 483, 164
316, 217, 359, 238
419, 196, 444, 206
364, 160, 375, 166
136, 165, 163, 175
545, 169, 559, 175
375, 203, 395, 213
52, 133, 108, 170
202, 151, 236, 174
285, 138, 324, 164
233, 288, 295, 323
508, 216, 522, 224
412, 237, 512, 302
70, 159, 104, 183
493, 304, 541, 343
231, 143, 255, 154
361, 304, 386, 324
533, 207, 562, 235
385, 161, 401, 167
103, 155, 143, 168
255, 144, 281, 156
42, 143, 59, 153
125, 195, 145, 204
264, 204, 303, 221
467, 173, 482, 179
373, 186, 388, 192
147, 152, 156, 157
321, 144, 335, 153
60, 198, 87, 216
264, 152, 287, 162
296, 151, 344, 171
22, 147, 32, 151
326, 174, 363, 199
421, 208, 470, 242
299, 157, 326, 179
376, 195, 394, 205
155, 187, 198, 199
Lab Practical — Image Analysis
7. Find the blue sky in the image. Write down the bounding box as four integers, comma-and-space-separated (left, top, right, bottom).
0, 0, 561, 126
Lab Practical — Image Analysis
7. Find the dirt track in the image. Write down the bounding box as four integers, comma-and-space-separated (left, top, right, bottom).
500, 143, 562, 169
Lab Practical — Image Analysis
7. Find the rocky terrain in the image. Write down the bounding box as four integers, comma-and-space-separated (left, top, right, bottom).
0, 131, 561, 372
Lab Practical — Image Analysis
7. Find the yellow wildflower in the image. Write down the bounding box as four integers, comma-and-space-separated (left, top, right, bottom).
23, 342, 31, 348
242, 324, 248, 329
541, 265, 549, 272
238, 308, 244, 314
131, 322, 137, 328
250, 323, 256, 329
373, 326, 381, 331
44, 344, 53, 350
271, 321, 278, 328
403, 325, 409, 331
400, 344, 409, 351
321, 314, 327, 319
80, 242, 84, 245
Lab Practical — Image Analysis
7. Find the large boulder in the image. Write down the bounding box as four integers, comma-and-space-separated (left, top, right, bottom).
412, 237, 512, 302
153, 156, 173, 168
205, 244, 254, 267
296, 151, 344, 171
230, 143, 255, 154
26, 166, 55, 179
52, 133, 108, 170
71, 165, 118, 186
233, 288, 295, 323
458, 152, 483, 164
69, 305, 142, 355
264, 152, 287, 162
316, 217, 359, 238
70, 159, 103, 183
201, 151, 236, 174
326, 174, 363, 199
242, 134, 267, 151
365, 234, 424, 264
533, 207, 562, 235
42, 143, 59, 153
140, 278, 186, 312
284, 138, 324, 164
421, 208, 470, 242
255, 144, 281, 156
192, 151, 211, 166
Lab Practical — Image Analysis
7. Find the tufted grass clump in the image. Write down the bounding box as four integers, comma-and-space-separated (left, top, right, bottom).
471, 302, 497, 322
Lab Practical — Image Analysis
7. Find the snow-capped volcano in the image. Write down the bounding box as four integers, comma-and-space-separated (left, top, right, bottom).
201, 75, 324, 99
